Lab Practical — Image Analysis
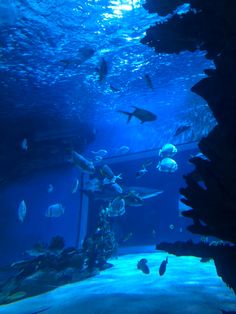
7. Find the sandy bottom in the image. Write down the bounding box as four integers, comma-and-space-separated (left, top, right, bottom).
0, 251, 235, 314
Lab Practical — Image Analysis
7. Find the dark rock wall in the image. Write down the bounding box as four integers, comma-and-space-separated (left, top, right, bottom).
142, 0, 236, 245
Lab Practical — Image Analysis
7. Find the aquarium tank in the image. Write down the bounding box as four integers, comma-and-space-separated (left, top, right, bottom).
0, 0, 236, 313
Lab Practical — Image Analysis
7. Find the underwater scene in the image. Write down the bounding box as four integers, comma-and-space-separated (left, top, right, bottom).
1, 0, 236, 313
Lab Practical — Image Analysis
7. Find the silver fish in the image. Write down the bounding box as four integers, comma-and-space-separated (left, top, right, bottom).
45, 203, 64, 218
111, 183, 123, 194
47, 184, 54, 193
91, 149, 108, 157
116, 146, 130, 155
21, 138, 28, 151
72, 151, 95, 174
18, 200, 26, 222
157, 158, 178, 173
72, 178, 79, 194
106, 197, 126, 217
159, 144, 177, 158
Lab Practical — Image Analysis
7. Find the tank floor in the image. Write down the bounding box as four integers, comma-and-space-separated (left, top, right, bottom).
0, 251, 235, 313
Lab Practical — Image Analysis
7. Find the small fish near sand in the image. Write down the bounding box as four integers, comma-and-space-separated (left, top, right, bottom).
45, 204, 65, 218
72, 151, 95, 174
118, 106, 157, 124
159, 257, 168, 276
18, 200, 26, 223
122, 232, 133, 242
137, 258, 150, 274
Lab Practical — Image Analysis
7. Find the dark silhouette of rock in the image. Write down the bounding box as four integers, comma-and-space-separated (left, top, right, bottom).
156, 241, 236, 294
142, 0, 236, 294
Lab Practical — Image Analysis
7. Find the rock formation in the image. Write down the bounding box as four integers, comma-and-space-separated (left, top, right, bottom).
142, 0, 236, 293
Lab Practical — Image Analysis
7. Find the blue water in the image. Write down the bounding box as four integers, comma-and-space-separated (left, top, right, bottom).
0, 0, 231, 312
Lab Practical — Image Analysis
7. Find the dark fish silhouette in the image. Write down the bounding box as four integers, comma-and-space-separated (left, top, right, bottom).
110, 85, 120, 92
137, 258, 150, 274
118, 106, 157, 123
159, 257, 168, 276
97, 57, 108, 81
174, 124, 191, 136
144, 74, 154, 90
60, 47, 95, 69
29, 307, 51, 314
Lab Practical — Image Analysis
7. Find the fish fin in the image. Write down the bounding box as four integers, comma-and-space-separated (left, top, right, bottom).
117, 110, 133, 123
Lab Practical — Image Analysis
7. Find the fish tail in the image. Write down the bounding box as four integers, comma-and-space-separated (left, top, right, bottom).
117, 110, 133, 123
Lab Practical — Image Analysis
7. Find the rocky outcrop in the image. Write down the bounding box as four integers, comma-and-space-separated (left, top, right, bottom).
142, 0, 236, 293
156, 241, 236, 294
142, 0, 236, 244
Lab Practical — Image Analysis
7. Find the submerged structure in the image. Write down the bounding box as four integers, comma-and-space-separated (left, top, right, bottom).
0, 0, 236, 313
142, 0, 236, 294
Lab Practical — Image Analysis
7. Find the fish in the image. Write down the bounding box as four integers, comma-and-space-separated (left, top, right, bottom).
118, 106, 157, 123
97, 57, 108, 81
136, 161, 152, 179
72, 178, 79, 194
169, 224, 174, 230
152, 229, 157, 238
100, 164, 115, 179
106, 197, 126, 217
144, 74, 154, 90
45, 203, 65, 218
72, 151, 95, 174
136, 167, 148, 179
47, 184, 54, 193
84, 178, 102, 192
60, 47, 95, 68
90, 186, 163, 206
103, 173, 122, 185
159, 144, 177, 158
159, 257, 168, 276
18, 200, 26, 223
29, 307, 51, 314
111, 182, 123, 194
174, 124, 191, 136
91, 149, 108, 157
156, 158, 178, 173
122, 232, 133, 242
116, 145, 130, 154
137, 258, 150, 274
93, 155, 103, 162
110, 85, 120, 92
21, 138, 28, 151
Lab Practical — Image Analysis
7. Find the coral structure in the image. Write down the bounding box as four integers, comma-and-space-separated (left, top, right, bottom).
142, 0, 236, 292
0, 211, 117, 305
142, 0, 236, 244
